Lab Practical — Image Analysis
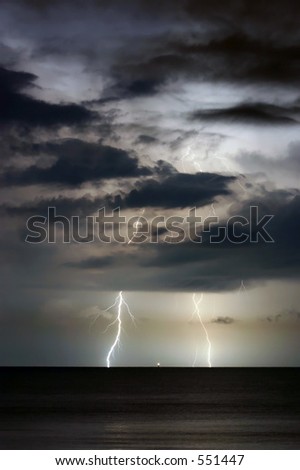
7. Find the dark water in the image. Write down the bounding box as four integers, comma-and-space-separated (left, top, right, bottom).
0, 368, 299, 449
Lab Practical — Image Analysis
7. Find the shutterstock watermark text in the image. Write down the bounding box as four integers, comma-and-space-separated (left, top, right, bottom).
25, 206, 275, 245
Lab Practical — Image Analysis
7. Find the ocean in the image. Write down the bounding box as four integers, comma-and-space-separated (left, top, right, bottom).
0, 368, 299, 449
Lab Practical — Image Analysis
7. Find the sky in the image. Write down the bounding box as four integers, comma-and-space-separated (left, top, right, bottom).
0, 0, 300, 366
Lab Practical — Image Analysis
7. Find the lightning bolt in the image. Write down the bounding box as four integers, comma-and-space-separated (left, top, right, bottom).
128, 208, 145, 244
192, 293, 212, 368
208, 203, 216, 217
192, 346, 199, 368
238, 279, 250, 305
104, 291, 135, 368
194, 161, 203, 172
214, 155, 247, 193
181, 145, 191, 172
184, 143, 205, 173
239, 279, 247, 293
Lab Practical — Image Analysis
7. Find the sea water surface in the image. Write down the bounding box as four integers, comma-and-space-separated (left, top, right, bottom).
0, 368, 299, 449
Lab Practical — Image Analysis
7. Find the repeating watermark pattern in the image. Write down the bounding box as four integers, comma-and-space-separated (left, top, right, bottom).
25, 206, 275, 245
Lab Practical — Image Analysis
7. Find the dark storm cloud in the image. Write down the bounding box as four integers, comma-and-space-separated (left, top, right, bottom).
212, 316, 235, 325
1, 195, 102, 219
1, 166, 235, 217
284, 308, 300, 319
0, 138, 151, 187
162, 31, 300, 86
111, 172, 235, 209
42, 188, 300, 292
0, 66, 35, 91
105, 53, 189, 101
172, 31, 300, 81
1, 0, 300, 295
129, 190, 300, 291
265, 310, 300, 322
0, 134, 41, 162
136, 135, 158, 145
184, 0, 300, 30
189, 103, 300, 126
0, 67, 95, 129
64, 256, 115, 269
103, 78, 164, 101
174, 33, 300, 59
63, 253, 141, 270
2, 187, 300, 293
101, 26, 300, 101
2, 0, 300, 134
4, 1, 300, 98
266, 314, 282, 323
